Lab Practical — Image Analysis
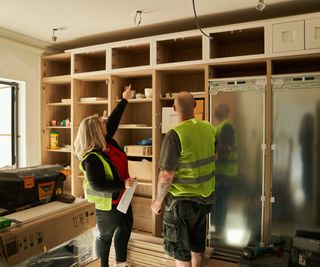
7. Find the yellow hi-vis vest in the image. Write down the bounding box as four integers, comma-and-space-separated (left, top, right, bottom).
169, 118, 216, 197
80, 151, 114, 211
214, 120, 238, 177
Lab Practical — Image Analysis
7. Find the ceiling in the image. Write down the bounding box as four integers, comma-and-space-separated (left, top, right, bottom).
0, 0, 319, 50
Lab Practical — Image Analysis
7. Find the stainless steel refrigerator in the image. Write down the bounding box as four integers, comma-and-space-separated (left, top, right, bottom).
208, 77, 266, 252
271, 73, 320, 237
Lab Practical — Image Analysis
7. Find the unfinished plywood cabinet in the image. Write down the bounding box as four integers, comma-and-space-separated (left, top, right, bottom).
41, 53, 72, 193
111, 43, 150, 69
74, 49, 107, 74
72, 75, 110, 197
156, 35, 203, 64
210, 27, 265, 58
40, 12, 320, 266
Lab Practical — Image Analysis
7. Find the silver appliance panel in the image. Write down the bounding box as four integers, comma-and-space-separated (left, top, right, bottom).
272, 74, 320, 237
209, 77, 265, 248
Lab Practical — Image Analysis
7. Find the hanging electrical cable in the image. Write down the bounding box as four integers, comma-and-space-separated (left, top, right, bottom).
192, 0, 212, 39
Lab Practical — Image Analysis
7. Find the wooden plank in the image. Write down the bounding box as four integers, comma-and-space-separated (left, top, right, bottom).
42, 75, 71, 84
110, 238, 238, 267
42, 52, 71, 61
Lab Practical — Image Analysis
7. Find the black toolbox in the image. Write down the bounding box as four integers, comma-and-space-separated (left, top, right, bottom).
291, 229, 320, 266
0, 165, 66, 215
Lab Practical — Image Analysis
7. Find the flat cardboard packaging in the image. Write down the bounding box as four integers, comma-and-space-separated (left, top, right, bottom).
0, 199, 96, 266
128, 160, 152, 182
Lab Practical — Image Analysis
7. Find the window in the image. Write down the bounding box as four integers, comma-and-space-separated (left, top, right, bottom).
0, 81, 18, 168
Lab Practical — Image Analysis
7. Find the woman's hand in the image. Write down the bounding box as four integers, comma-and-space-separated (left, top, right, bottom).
124, 177, 136, 188
123, 84, 132, 100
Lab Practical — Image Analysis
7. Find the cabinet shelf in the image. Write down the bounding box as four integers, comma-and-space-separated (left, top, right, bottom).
118, 125, 152, 129
72, 70, 109, 81
209, 27, 265, 59
271, 55, 320, 75
41, 75, 71, 84
156, 35, 202, 64
47, 102, 71, 106
46, 148, 71, 153
46, 126, 71, 129
42, 53, 71, 78
117, 98, 152, 103
78, 100, 109, 105
157, 69, 205, 97
209, 61, 267, 78
74, 50, 106, 74
112, 43, 150, 69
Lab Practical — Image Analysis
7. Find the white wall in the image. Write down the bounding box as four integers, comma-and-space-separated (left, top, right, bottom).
0, 37, 43, 166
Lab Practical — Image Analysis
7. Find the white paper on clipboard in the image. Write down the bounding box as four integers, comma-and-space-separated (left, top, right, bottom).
117, 180, 138, 213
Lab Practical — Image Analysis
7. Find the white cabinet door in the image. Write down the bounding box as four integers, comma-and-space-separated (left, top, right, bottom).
273, 20, 304, 53
305, 17, 320, 49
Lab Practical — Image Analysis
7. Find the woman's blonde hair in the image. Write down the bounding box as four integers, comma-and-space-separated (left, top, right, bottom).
73, 114, 106, 160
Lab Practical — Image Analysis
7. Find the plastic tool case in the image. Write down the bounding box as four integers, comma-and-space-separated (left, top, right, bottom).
0, 165, 66, 215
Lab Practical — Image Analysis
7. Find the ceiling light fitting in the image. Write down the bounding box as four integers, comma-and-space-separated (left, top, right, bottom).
256, 0, 266, 11
52, 28, 58, 42
134, 10, 142, 26
51, 27, 65, 43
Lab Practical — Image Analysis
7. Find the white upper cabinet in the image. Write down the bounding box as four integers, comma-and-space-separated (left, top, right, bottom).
272, 15, 320, 53
305, 17, 320, 50
272, 20, 304, 53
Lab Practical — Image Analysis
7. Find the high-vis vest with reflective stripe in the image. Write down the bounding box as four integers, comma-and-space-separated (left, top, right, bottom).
80, 151, 113, 211
169, 118, 216, 197
214, 120, 238, 177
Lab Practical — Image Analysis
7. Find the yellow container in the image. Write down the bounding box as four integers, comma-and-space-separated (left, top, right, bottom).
50, 131, 59, 149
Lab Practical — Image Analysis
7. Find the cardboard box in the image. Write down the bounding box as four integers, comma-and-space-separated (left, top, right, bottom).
194, 113, 204, 120
194, 99, 204, 114
0, 199, 96, 266
124, 145, 152, 157
128, 160, 152, 182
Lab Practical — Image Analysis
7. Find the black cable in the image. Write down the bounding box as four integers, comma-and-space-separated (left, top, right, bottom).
192, 0, 212, 39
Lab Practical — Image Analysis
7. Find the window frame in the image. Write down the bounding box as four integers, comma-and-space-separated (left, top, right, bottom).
0, 80, 18, 167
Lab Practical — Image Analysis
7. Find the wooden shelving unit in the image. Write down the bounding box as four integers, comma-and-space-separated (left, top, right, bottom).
41, 12, 320, 246
41, 53, 72, 197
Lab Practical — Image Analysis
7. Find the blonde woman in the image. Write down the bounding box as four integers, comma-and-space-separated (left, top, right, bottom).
74, 85, 135, 267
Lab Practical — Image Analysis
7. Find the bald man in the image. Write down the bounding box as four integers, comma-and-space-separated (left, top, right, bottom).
151, 92, 216, 267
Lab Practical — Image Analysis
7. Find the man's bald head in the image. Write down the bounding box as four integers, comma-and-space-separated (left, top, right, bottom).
174, 91, 195, 119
